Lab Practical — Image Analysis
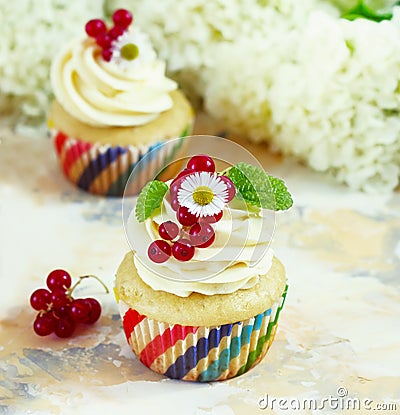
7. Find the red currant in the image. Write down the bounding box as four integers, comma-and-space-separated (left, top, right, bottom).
30, 272, 107, 338
187, 155, 215, 173
201, 210, 223, 224
172, 239, 195, 261
46, 269, 72, 291
96, 33, 113, 49
219, 175, 236, 202
30, 288, 51, 311
85, 298, 102, 324
53, 304, 71, 319
159, 221, 179, 240
33, 312, 56, 336
177, 206, 198, 226
169, 175, 186, 200
148, 240, 171, 263
171, 168, 193, 186
102, 49, 113, 62
109, 25, 125, 40
189, 223, 215, 248
54, 318, 75, 338
112, 9, 133, 28
70, 298, 91, 323
170, 196, 180, 212
85, 19, 107, 38
50, 288, 69, 308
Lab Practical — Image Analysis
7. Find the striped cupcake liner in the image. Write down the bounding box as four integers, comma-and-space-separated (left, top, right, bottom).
50, 126, 191, 197
118, 285, 287, 382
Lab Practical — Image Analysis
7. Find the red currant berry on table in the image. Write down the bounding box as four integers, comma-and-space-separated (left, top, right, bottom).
96, 33, 113, 49
33, 312, 56, 336
46, 269, 72, 291
102, 48, 113, 62
50, 288, 69, 308
189, 223, 215, 248
85, 19, 107, 38
30, 272, 108, 338
85, 298, 102, 324
53, 304, 71, 319
201, 210, 223, 224
112, 9, 133, 28
219, 175, 236, 202
159, 221, 179, 240
177, 206, 198, 226
30, 288, 51, 311
54, 318, 75, 338
172, 239, 195, 261
109, 25, 125, 40
70, 298, 91, 323
187, 155, 215, 173
148, 240, 171, 263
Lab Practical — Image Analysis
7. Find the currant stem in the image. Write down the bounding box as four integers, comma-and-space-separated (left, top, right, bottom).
68, 275, 109, 298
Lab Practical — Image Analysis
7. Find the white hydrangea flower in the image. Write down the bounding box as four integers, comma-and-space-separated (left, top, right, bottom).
0, 0, 103, 134
110, 0, 400, 191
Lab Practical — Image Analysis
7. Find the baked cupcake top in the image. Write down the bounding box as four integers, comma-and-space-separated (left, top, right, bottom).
125, 154, 293, 298
50, 9, 177, 128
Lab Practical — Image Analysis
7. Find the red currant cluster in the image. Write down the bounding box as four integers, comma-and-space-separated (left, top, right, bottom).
29, 269, 108, 338
148, 155, 236, 263
85, 9, 133, 61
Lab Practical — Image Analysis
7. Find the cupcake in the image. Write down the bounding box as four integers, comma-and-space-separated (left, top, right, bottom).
115, 151, 293, 381
48, 9, 194, 196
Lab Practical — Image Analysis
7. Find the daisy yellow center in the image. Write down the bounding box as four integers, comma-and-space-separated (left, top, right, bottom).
192, 186, 214, 206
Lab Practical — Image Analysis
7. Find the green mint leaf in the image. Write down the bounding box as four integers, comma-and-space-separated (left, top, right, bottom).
267, 175, 294, 211
226, 162, 293, 211
135, 180, 168, 222
341, 1, 394, 21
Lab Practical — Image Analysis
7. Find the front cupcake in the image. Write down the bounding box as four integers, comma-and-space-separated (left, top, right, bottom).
115, 152, 293, 381
48, 9, 193, 196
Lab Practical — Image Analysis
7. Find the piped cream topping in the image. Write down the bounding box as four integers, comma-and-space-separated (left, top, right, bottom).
51, 27, 177, 127
126, 197, 274, 297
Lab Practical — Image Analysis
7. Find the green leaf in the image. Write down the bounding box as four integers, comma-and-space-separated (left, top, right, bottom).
226, 162, 293, 211
341, 0, 396, 21
135, 180, 168, 222
267, 175, 294, 211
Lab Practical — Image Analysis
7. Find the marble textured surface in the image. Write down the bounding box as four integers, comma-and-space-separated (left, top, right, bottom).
0, 116, 399, 415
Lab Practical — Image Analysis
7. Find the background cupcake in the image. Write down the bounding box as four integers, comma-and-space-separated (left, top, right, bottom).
48, 9, 194, 196
115, 151, 293, 381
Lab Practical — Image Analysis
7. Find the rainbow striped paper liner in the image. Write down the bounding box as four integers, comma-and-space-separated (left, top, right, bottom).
118, 285, 287, 382
50, 126, 191, 197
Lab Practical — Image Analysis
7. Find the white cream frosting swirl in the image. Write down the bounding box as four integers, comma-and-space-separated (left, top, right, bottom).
50, 27, 177, 127
126, 197, 274, 297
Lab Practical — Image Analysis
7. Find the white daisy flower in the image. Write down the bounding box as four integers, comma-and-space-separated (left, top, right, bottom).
177, 172, 229, 217
110, 27, 156, 70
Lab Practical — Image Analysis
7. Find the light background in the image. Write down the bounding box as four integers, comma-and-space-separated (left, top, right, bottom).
0, 115, 399, 414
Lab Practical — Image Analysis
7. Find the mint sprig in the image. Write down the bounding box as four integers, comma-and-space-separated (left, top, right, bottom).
341, 1, 398, 22
135, 180, 168, 223
226, 162, 293, 211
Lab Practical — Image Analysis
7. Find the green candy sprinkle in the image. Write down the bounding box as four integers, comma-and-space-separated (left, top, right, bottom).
120, 43, 139, 61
